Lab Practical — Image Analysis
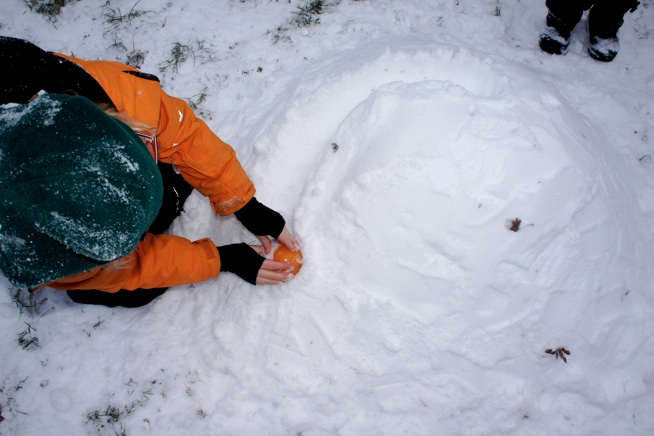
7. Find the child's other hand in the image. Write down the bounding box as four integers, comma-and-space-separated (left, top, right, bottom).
256, 225, 299, 255
250, 245, 292, 285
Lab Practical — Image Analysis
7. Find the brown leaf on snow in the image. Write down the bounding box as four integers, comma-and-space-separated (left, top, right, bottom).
545, 347, 571, 363
509, 218, 521, 232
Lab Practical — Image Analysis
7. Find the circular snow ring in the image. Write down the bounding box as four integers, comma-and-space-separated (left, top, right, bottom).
254, 40, 647, 320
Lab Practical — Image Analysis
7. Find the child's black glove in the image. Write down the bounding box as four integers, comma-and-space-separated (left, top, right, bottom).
217, 243, 265, 285
234, 197, 285, 239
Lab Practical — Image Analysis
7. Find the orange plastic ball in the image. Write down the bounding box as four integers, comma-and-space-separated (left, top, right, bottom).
273, 245, 303, 275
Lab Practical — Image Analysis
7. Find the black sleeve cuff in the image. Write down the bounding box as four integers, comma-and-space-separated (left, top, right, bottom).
217, 243, 265, 285
234, 197, 285, 239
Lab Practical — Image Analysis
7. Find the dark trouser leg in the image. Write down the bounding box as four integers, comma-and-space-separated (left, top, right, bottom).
545, 0, 590, 29
147, 162, 195, 235
0, 37, 113, 106
66, 288, 168, 308
0, 37, 57, 104
67, 162, 194, 308
588, 0, 636, 38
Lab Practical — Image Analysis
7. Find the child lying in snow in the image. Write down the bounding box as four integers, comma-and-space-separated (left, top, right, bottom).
0, 36, 300, 307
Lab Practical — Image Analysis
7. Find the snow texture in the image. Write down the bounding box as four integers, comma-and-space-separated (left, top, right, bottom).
1, 0, 653, 435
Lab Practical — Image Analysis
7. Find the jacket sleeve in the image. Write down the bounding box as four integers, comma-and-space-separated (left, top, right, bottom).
45, 234, 221, 293
3, 42, 254, 215
155, 91, 256, 216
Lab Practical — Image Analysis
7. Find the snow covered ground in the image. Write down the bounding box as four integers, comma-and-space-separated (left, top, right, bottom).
1, 0, 654, 434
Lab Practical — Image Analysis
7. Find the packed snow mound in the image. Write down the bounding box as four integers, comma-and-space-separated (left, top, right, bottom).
253, 41, 649, 322
193, 41, 654, 434
2, 0, 654, 432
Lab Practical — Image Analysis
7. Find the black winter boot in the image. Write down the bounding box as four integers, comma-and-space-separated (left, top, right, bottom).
588, 34, 620, 62
588, 8, 623, 62
540, 12, 576, 55
587, 0, 639, 62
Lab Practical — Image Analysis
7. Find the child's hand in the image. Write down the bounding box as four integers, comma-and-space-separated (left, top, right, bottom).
277, 226, 300, 252
256, 225, 299, 255
250, 245, 292, 285
218, 243, 291, 285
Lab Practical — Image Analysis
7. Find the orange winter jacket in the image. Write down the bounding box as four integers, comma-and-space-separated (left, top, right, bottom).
45, 55, 256, 293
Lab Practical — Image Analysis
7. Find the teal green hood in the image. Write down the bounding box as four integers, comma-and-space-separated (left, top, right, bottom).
0, 93, 163, 288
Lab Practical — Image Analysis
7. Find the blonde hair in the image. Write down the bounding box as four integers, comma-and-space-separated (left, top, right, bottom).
98, 103, 155, 134
99, 104, 158, 159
